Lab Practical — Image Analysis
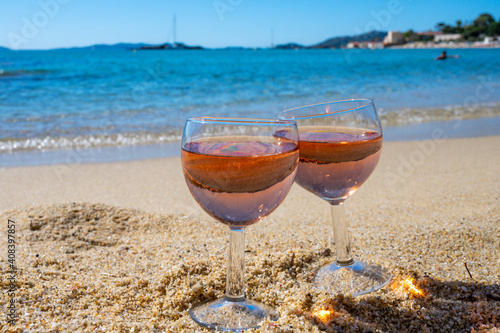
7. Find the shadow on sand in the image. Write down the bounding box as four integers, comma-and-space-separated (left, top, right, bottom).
296, 277, 499, 333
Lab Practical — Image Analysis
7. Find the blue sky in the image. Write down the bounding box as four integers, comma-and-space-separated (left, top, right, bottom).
1, 0, 499, 50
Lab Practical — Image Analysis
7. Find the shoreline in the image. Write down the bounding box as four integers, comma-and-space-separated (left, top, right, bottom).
1, 115, 499, 168
386, 43, 500, 49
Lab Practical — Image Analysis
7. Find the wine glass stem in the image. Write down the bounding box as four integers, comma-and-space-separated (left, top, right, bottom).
331, 203, 354, 265
225, 227, 246, 300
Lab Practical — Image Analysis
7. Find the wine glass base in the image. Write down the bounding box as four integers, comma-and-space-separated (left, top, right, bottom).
189, 297, 279, 332
314, 260, 392, 297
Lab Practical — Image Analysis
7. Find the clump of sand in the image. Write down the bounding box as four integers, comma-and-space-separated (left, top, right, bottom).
1, 202, 498, 332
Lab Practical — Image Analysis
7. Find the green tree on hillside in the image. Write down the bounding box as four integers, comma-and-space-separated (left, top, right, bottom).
412, 13, 499, 43
474, 13, 495, 28
462, 13, 497, 40
488, 20, 500, 36
403, 29, 421, 42
435, 22, 446, 32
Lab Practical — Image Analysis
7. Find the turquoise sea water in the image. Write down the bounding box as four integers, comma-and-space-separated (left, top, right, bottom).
1, 48, 500, 156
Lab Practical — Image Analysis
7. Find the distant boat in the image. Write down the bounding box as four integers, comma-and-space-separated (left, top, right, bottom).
136, 14, 204, 51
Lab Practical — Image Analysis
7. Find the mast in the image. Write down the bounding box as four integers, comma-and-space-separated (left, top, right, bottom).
173, 14, 176, 47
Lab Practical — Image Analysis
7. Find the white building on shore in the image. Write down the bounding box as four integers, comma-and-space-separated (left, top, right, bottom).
383, 31, 404, 45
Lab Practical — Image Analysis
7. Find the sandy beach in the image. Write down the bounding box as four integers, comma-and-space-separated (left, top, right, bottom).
1, 136, 499, 332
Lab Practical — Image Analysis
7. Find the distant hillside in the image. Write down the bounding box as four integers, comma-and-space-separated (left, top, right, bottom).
139, 42, 204, 50
275, 43, 305, 49
311, 31, 387, 48
54, 42, 204, 51
55, 43, 150, 50
87, 43, 150, 50
0, 46, 11, 51
3, 31, 390, 52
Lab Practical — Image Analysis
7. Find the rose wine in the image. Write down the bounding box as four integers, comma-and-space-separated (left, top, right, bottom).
296, 127, 382, 203
182, 136, 298, 227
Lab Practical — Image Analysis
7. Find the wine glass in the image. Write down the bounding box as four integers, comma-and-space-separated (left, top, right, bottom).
181, 117, 299, 331
277, 99, 391, 296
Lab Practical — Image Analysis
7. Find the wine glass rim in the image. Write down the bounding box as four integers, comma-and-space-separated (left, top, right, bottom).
186, 116, 296, 126
277, 99, 374, 119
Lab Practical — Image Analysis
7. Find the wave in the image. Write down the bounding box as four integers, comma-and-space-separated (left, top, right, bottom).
0, 131, 182, 153
1, 104, 499, 153
378, 103, 500, 127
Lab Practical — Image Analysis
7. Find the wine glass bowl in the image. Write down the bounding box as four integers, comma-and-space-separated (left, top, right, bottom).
278, 99, 391, 296
181, 117, 299, 331
296, 127, 382, 203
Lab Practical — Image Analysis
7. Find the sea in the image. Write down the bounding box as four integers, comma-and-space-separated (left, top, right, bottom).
1, 48, 500, 166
